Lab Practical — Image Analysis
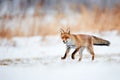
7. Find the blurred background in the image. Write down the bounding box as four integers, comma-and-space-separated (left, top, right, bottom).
0, 1, 120, 79
0, 0, 120, 39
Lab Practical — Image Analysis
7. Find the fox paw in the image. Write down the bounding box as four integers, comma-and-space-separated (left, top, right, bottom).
61, 57, 66, 60
78, 58, 82, 61
71, 55, 75, 59
92, 55, 94, 61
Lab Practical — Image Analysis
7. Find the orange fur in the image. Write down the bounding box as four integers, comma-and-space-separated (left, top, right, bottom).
60, 28, 110, 61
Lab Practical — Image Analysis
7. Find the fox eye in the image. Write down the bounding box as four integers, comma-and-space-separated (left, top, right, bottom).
62, 37, 65, 39
65, 37, 69, 39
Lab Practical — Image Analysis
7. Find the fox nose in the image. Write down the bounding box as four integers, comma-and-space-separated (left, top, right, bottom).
63, 40, 67, 43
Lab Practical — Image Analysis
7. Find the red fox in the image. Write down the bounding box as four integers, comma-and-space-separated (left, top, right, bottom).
60, 28, 110, 61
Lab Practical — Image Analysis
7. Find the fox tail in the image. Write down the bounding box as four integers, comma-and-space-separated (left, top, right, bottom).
92, 36, 110, 46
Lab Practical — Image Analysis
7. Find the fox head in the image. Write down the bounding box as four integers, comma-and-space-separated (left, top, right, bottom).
60, 28, 71, 44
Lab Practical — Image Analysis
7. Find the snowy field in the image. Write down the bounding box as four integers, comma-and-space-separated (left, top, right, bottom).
0, 31, 120, 80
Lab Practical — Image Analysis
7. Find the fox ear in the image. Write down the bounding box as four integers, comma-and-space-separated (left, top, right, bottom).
66, 27, 70, 34
60, 28, 64, 34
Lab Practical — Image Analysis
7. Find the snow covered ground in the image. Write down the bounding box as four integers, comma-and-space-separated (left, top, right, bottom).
0, 31, 120, 80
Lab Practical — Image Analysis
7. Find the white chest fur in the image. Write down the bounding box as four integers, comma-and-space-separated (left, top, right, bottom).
66, 39, 76, 48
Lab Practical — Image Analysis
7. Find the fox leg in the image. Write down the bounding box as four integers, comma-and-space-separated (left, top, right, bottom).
61, 47, 70, 60
87, 46, 95, 60
71, 47, 80, 60
78, 47, 85, 61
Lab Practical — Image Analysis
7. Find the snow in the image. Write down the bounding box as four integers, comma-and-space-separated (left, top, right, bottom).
0, 31, 120, 80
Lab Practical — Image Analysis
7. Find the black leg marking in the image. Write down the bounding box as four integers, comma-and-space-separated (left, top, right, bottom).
61, 47, 70, 60
71, 47, 80, 59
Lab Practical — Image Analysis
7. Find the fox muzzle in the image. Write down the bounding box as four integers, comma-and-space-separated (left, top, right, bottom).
63, 40, 67, 44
